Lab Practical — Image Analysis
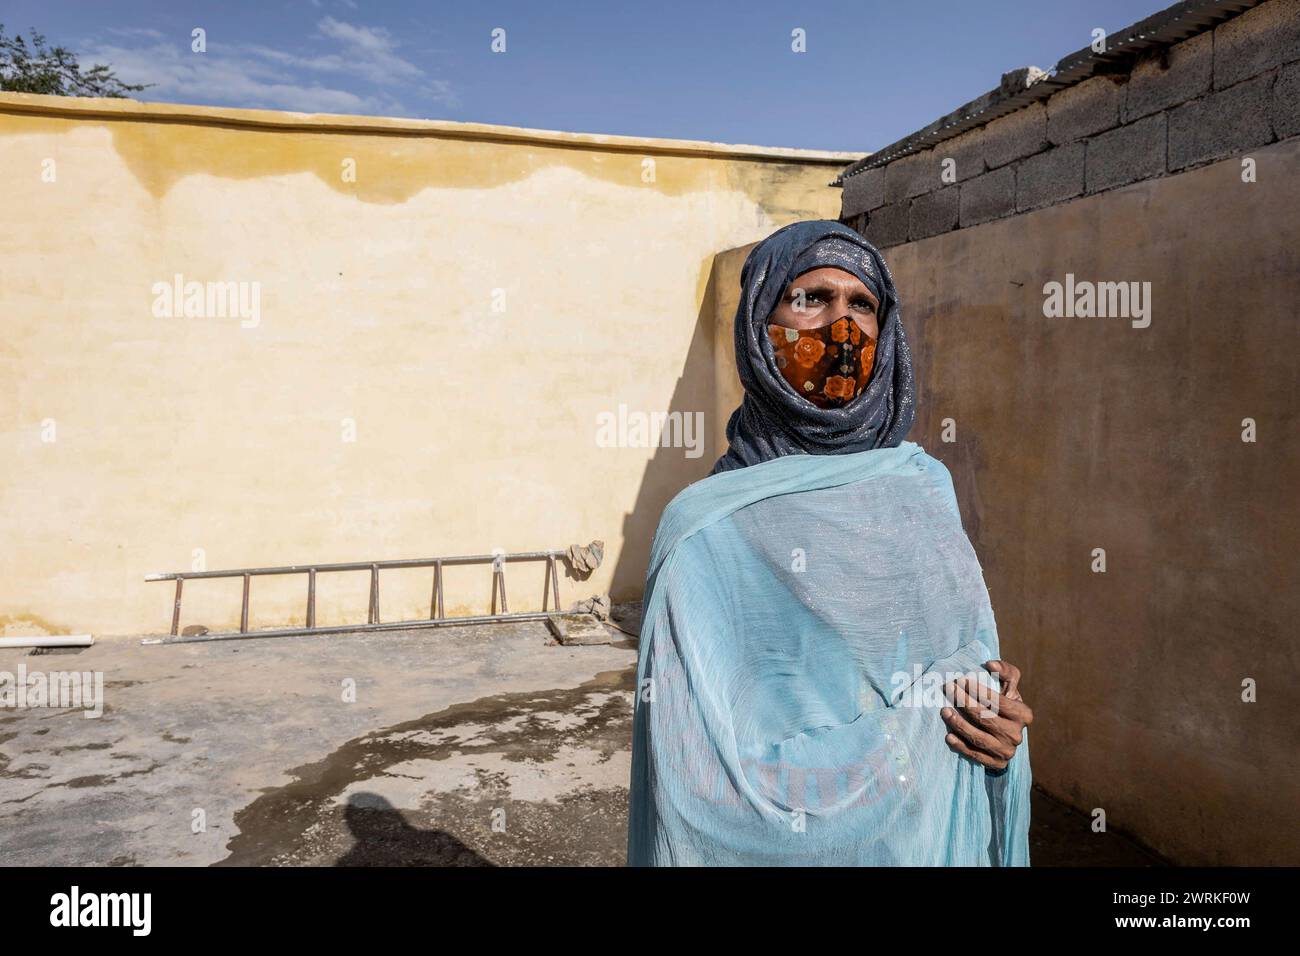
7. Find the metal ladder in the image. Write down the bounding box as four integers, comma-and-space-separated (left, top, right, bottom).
143, 547, 572, 645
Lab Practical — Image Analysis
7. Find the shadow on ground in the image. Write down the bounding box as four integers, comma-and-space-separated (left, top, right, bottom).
336, 794, 493, 866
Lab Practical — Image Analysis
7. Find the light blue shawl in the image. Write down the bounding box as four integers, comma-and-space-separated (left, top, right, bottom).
627, 442, 1031, 865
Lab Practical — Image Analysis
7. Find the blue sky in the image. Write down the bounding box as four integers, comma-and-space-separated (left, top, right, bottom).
4, 0, 1166, 151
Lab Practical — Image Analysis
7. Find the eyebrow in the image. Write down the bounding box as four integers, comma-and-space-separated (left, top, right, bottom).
791, 283, 878, 304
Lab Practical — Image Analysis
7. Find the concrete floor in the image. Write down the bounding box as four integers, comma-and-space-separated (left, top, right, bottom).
0, 623, 1164, 866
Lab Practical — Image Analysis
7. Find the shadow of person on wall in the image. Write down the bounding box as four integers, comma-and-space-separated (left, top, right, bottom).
335, 792, 493, 867
605, 254, 723, 606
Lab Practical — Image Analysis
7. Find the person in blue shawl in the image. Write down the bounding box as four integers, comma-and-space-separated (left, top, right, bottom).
627, 220, 1034, 866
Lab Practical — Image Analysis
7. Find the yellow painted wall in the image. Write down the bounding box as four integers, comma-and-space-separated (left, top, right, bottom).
711, 242, 753, 463
0, 92, 855, 638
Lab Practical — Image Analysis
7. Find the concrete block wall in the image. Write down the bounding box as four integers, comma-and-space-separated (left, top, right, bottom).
843, 0, 1300, 246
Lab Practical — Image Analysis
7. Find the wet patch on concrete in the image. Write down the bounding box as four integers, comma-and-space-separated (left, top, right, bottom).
220, 667, 635, 866
44, 741, 114, 756
60, 761, 162, 789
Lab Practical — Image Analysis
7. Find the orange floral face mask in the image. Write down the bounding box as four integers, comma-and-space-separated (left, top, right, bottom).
767, 317, 877, 409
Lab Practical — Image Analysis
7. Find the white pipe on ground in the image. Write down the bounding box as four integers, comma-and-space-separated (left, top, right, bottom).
0, 635, 94, 649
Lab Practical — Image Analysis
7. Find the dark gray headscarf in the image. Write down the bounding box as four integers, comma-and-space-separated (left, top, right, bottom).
710, 220, 915, 474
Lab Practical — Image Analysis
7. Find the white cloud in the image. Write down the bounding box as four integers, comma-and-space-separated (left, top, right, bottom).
249, 17, 425, 88
84, 17, 455, 117
103, 27, 166, 41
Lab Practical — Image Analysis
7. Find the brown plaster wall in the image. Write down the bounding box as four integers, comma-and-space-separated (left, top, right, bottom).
880, 137, 1299, 865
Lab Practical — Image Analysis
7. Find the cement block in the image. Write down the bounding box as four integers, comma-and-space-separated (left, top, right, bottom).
1169, 72, 1276, 170
981, 101, 1050, 168
841, 165, 886, 218
1123, 31, 1214, 122
1274, 60, 1300, 139
1214, 0, 1300, 90
546, 613, 614, 646
862, 201, 909, 248
1085, 113, 1168, 194
884, 148, 941, 203
959, 165, 1016, 226
1047, 76, 1123, 145
1016, 141, 1085, 211
909, 186, 959, 240
934, 127, 988, 183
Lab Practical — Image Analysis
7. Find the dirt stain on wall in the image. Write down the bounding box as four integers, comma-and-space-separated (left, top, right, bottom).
0, 109, 847, 210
